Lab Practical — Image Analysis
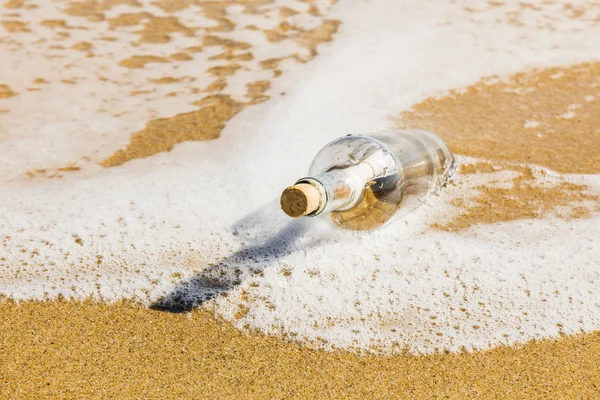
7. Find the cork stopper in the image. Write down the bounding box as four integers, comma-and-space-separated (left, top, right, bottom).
280, 183, 322, 218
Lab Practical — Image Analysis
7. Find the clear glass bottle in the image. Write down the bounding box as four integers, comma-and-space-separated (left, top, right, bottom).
280, 130, 455, 230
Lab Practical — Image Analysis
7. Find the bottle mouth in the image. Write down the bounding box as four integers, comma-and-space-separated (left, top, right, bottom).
291, 178, 328, 216
280, 181, 327, 218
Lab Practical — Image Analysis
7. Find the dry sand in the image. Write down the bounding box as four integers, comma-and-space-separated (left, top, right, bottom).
2, 300, 600, 399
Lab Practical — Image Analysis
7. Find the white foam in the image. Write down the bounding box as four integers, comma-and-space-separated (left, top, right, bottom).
1, 0, 600, 354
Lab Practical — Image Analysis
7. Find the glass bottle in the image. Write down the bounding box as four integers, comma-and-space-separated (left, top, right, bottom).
280, 130, 455, 230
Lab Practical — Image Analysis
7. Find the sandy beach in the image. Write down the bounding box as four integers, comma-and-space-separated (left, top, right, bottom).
2, 0, 600, 398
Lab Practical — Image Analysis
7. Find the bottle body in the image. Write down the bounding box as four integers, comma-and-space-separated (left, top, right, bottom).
280, 130, 454, 230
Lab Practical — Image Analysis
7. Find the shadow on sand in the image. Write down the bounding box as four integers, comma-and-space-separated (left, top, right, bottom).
151, 207, 323, 313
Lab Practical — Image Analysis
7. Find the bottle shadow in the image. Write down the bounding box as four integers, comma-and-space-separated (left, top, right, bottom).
151, 207, 322, 313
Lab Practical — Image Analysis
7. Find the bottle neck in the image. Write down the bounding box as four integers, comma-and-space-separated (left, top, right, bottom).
297, 162, 376, 216
280, 149, 397, 219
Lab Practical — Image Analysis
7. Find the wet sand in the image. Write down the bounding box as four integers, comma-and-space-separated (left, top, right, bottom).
397, 62, 600, 174
399, 62, 600, 231
2, 62, 600, 398
2, 63, 600, 399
